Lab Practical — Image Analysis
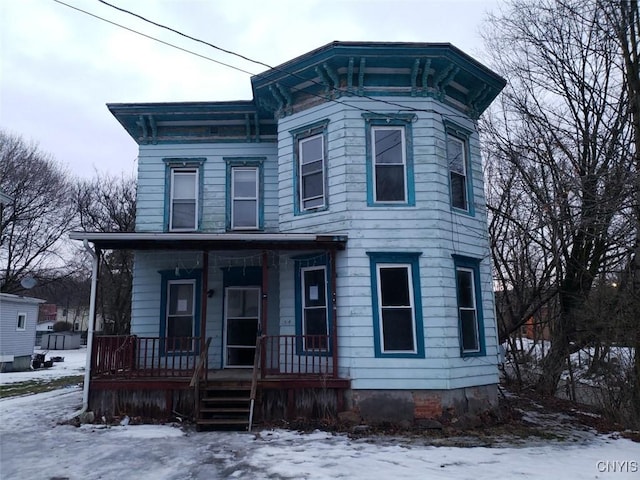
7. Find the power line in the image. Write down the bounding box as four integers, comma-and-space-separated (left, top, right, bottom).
52, 0, 255, 76
94, 0, 475, 122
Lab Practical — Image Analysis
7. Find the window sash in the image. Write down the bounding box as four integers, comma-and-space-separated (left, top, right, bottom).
298, 134, 325, 210
372, 126, 407, 202
231, 167, 258, 229
301, 266, 328, 351
166, 279, 196, 351
456, 267, 480, 353
170, 169, 198, 230
376, 264, 416, 353
448, 136, 468, 210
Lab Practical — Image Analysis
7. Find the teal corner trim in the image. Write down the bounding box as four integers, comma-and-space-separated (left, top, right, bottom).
443, 120, 475, 217
366, 252, 424, 359
163, 158, 207, 232
293, 253, 332, 356
451, 254, 486, 357
158, 268, 202, 356
290, 119, 330, 216
363, 114, 416, 207
224, 157, 266, 231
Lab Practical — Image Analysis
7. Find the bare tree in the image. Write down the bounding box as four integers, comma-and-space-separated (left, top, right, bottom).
0, 131, 76, 293
75, 173, 136, 334
482, 0, 636, 396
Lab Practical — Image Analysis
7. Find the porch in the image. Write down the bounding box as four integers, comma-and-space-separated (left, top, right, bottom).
89, 334, 350, 428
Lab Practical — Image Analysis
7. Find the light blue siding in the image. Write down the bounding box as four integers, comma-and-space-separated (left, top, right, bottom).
0, 295, 41, 366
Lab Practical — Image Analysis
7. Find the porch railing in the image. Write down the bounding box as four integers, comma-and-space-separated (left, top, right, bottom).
92, 335, 201, 378
261, 334, 334, 378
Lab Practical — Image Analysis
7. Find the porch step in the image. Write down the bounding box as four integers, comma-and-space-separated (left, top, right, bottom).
196, 381, 252, 431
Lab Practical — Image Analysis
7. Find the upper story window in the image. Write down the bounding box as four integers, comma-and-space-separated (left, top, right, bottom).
363, 113, 416, 207
290, 120, 329, 215
164, 158, 206, 232
367, 252, 424, 358
225, 158, 264, 231
445, 121, 474, 214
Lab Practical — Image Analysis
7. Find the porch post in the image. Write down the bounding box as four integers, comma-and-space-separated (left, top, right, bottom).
200, 251, 209, 354
260, 250, 268, 378
330, 248, 338, 378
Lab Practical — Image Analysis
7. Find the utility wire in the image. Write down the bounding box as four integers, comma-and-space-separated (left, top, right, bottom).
52, 0, 256, 76
95, 0, 475, 121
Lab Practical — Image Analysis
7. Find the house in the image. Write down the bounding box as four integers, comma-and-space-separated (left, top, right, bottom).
0, 293, 45, 372
70, 41, 506, 429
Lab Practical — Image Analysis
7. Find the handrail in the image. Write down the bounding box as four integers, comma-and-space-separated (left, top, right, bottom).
248, 335, 263, 432
190, 337, 212, 388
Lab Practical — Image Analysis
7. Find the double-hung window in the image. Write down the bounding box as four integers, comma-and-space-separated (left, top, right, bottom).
301, 266, 329, 351
291, 120, 329, 214
164, 158, 205, 232
453, 255, 485, 356
160, 269, 201, 354
445, 122, 473, 214
368, 252, 424, 358
363, 113, 415, 206
231, 167, 259, 229
16, 313, 26, 331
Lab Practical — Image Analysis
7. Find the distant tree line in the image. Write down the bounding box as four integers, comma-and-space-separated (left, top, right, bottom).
0, 130, 135, 334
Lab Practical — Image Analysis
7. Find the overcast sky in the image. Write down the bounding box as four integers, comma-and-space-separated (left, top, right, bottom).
1, 0, 503, 179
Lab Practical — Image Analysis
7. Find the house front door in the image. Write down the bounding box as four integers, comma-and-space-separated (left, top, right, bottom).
223, 286, 260, 367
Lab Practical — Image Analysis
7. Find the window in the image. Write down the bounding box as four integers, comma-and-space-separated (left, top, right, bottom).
453, 255, 485, 356
225, 158, 264, 230
363, 113, 416, 206
368, 252, 424, 358
16, 313, 26, 331
159, 269, 201, 353
294, 255, 332, 354
163, 158, 206, 232
301, 266, 328, 351
291, 120, 329, 214
445, 122, 474, 214
372, 127, 407, 202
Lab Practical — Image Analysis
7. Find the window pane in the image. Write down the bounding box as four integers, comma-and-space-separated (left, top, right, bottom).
304, 268, 326, 307
173, 172, 196, 199
457, 270, 474, 308
304, 309, 328, 336
169, 283, 193, 315
380, 267, 410, 306
382, 308, 414, 351
303, 197, 324, 209
227, 318, 258, 345
374, 129, 403, 164
460, 309, 479, 351
167, 316, 193, 338
172, 201, 196, 229
302, 171, 323, 199
227, 289, 259, 317
301, 136, 323, 163
375, 165, 405, 201
451, 172, 467, 209
233, 200, 257, 227
233, 169, 257, 198
447, 138, 465, 174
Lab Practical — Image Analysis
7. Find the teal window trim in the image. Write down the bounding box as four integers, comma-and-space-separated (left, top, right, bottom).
452, 254, 486, 356
367, 252, 424, 358
224, 157, 265, 231
158, 269, 202, 356
290, 119, 330, 215
163, 158, 206, 232
293, 253, 332, 356
444, 120, 475, 216
363, 113, 416, 207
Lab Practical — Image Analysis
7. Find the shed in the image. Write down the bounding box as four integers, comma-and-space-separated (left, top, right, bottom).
0, 293, 46, 372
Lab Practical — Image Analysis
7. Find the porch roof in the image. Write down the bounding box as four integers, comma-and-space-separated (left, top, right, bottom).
69, 232, 348, 251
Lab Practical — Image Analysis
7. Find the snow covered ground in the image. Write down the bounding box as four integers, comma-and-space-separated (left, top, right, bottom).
1, 348, 638, 479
